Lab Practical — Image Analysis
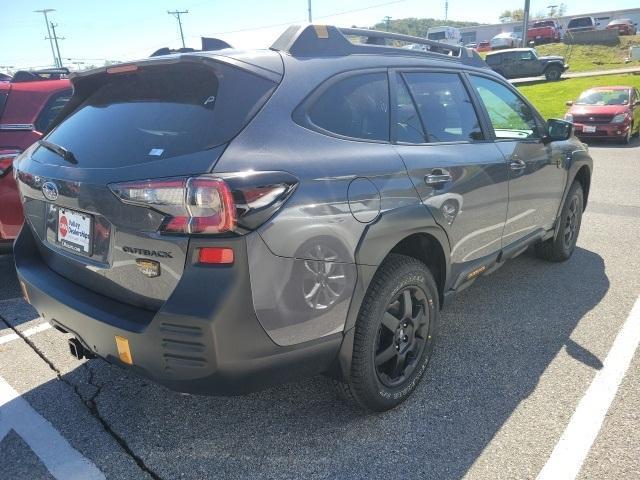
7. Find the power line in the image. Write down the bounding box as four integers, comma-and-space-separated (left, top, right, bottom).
191, 0, 406, 38
34, 9, 58, 68
167, 9, 189, 48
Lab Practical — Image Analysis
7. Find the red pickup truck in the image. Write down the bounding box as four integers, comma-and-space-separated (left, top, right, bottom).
527, 20, 562, 44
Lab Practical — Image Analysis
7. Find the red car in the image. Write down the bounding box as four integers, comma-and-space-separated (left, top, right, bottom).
606, 18, 637, 36
0, 69, 71, 247
476, 41, 491, 52
527, 20, 562, 44
565, 86, 640, 144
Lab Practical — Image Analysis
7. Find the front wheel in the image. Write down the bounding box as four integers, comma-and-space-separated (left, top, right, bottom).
535, 181, 584, 262
337, 254, 439, 412
545, 66, 562, 81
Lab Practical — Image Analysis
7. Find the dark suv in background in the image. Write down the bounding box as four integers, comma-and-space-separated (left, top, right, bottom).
14, 25, 592, 412
485, 48, 568, 81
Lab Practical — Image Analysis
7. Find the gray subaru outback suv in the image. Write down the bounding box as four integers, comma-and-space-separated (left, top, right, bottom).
13, 25, 592, 412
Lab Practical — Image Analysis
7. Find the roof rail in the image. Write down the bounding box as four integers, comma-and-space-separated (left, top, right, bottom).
270, 24, 486, 68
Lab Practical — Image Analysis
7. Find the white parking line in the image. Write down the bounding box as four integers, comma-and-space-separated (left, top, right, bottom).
0, 375, 105, 479
537, 297, 640, 480
0, 322, 52, 345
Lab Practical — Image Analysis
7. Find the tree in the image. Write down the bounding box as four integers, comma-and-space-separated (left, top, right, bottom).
499, 8, 525, 22
370, 17, 480, 37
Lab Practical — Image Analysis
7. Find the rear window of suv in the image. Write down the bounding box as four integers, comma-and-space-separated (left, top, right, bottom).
568, 17, 593, 28
44, 63, 277, 167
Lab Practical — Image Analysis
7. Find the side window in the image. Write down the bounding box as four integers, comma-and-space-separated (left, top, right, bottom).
470, 76, 540, 140
307, 73, 389, 142
395, 76, 426, 143
35, 89, 72, 133
486, 55, 501, 66
401, 72, 484, 143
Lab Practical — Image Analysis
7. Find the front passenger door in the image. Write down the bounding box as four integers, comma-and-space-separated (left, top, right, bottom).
469, 75, 566, 247
391, 70, 509, 269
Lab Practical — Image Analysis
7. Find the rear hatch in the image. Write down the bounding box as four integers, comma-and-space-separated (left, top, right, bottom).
16, 52, 282, 310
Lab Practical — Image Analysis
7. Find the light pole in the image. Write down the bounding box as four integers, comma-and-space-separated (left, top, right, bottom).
308, 0, 312, 22
522, 0, 531, 47
34, 9, 58, 67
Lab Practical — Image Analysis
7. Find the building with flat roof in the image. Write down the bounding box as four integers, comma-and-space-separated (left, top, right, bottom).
459, 7, 640, 44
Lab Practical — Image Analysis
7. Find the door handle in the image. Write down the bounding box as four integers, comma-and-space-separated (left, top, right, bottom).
509, 159, 526, 171
425, 169, 452, 185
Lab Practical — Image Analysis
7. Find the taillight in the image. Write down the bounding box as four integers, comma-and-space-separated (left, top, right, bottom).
110, 171, 298, 235
110, 176, 236, 234
0, 150, 21, 177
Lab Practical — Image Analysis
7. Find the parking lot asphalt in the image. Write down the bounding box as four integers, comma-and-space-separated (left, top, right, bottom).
0, 137, 639, 480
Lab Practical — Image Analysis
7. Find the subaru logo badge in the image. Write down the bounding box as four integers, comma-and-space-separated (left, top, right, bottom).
42, 182, 59, 201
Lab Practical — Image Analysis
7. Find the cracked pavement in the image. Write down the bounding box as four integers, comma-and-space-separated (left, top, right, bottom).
0, 139, 639, 479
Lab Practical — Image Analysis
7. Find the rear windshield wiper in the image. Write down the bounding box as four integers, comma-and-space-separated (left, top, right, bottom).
38, 139, 77, 164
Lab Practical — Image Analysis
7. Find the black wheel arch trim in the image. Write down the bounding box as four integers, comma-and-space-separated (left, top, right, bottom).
327, 204, 451, 381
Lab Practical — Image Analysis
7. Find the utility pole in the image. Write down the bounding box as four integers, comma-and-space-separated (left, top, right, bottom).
383, 16, 392, 31
34, 9, 58, 68
308, 0, 312, 22
167, 9, 188, 48
49, 22, 64, 68
445, 1, 449, 21
522, 0, 531, 47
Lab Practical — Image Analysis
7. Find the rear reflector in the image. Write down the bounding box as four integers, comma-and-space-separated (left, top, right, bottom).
115, 336, 133, 365
198, 247, 234, 264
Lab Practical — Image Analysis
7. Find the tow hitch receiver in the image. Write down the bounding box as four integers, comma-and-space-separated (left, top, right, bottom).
68, 337, 95, 360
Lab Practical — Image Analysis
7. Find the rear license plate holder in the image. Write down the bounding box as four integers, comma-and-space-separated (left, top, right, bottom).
57, 208, 93, 256
583, 125, 596, 133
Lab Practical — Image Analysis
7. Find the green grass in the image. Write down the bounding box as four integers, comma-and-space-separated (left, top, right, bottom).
479, 37, 639, 72
536, 37, 639, 72
517, 73, 640, 119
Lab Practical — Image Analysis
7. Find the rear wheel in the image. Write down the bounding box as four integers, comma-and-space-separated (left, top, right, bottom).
337, 254, 438, 412
545, 65, 562, 81
535, 181, 584, 262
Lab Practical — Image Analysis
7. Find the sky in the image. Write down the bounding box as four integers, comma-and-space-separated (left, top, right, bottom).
1, 0, 638, 70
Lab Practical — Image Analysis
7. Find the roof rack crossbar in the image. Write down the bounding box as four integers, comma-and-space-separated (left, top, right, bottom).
270, 24, 486, 68
338, 27, 461, 55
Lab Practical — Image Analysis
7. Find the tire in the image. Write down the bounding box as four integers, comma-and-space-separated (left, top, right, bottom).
337, 254, 439, 412
535, 181, 584, 262
544, 65, 562, 81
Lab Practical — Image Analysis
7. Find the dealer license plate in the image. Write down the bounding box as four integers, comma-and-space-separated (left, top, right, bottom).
57, 208, 93, 255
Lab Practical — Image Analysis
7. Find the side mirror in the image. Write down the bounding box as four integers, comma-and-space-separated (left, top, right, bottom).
634, 100, 640, 107
565, 100, 573, 106
544, 119, 573, 143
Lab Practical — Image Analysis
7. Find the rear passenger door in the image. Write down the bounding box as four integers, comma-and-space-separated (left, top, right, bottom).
391, 69, 509, 270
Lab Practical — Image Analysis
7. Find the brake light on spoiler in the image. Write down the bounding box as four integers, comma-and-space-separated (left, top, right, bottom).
109, 172, 298, 235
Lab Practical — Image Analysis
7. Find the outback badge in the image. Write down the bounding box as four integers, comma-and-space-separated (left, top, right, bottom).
136, 258, 161, 278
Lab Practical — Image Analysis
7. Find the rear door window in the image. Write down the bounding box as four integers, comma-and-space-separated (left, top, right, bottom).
44, 63, 276, 167
306, 72, 389, 142
399, 72, 484, 143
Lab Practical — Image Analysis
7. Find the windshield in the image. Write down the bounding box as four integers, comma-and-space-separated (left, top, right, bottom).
576, 89, 630, 106
568, 18, 592, 28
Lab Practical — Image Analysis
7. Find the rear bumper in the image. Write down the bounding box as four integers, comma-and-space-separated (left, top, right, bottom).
14, 225, 341, 395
